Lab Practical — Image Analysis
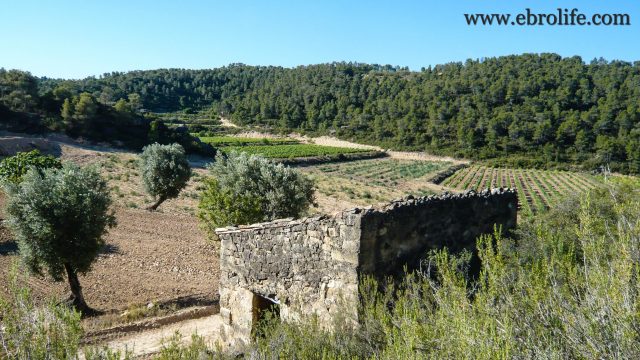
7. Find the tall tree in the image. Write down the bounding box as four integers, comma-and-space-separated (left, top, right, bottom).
4, 164, 116, 313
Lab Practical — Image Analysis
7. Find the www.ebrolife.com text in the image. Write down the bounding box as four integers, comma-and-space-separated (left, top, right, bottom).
465, 8, 631, 26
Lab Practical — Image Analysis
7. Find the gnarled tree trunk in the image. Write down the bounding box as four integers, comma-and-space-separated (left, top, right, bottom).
64, 263, 90, 314
146, 195, 167, 211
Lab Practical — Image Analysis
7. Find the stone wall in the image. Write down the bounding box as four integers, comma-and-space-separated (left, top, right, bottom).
358, 188, 518, 277
216, 211, 362, 342
215, 188, 518, 344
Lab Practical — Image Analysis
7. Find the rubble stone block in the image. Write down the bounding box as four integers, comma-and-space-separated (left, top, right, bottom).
215, 188, 518, 344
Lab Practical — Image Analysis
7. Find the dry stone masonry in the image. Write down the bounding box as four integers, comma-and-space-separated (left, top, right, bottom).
216, 188, 518, 344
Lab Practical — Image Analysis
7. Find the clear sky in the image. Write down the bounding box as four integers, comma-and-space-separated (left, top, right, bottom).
2, 0, 639, 79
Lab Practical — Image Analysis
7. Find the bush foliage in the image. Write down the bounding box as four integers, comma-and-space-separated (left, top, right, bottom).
0, 149, 61, 184
0, 266, 133, 360
0, 266, 83, 359
198, 152, 315, 237
139, 142, 192, 210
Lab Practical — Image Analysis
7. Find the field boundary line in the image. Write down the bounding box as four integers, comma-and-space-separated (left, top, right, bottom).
82, 305, 218, 345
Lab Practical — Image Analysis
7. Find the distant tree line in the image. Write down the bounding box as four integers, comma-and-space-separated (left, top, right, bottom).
4, 53, 640, 172
0, 69, 213, 155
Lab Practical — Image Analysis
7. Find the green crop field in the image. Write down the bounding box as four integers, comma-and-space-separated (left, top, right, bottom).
222, 144, 370, 159
441, 166, 602, 214
198, 136, 299, 146
195, 134, 372, 160
316, 159, 450, 188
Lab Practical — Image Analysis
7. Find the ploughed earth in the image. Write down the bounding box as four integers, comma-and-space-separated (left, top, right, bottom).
0, 134, 219, 331
0, 200, 219, 324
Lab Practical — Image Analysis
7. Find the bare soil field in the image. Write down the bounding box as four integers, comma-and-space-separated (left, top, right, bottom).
0, 134, 218, 331
0, 204, 219, 326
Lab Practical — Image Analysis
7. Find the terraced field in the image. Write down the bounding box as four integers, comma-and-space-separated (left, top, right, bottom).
198, 136, 299, 146
302, 158, 452, 212
221, 144, 371, 159
441, 166, 601, 214
194, 133, 374, 160
316, 159, 448, 188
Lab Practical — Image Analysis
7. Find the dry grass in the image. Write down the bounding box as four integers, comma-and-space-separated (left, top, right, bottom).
300, 158, 455, 214
58, 144, 208, 215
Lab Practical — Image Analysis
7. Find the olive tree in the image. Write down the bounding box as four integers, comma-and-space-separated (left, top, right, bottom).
4, 164, 116, 313
139, 143, 192, 211
198, 152, 315, 238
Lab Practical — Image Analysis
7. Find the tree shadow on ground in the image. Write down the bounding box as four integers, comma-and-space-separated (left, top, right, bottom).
0, 240, 18, 255
166, 293, 219, 308
100, 243, 121, 255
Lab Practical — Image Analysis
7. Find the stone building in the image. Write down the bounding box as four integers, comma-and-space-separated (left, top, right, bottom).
215, 188, 518, 343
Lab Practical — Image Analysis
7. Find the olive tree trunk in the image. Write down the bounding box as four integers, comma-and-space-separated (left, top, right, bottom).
64, 263, 90, 314
146, 195, 167, 211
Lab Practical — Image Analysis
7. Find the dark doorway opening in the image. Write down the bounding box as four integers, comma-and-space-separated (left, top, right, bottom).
251, 292, 280, 338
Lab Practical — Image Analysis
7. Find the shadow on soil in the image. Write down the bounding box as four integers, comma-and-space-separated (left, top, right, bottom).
100, 243, 121, 255
89, 293, 219, 320
167, 293, 219, 309
0, 240, 18, 255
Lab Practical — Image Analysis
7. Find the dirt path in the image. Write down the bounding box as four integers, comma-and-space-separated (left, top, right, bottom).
306, 136, 469, 164
86, 315, 224, 358
293, 134, 381, 151
216, 124, 470, 165
386, 151, 469, 165
301, 136, 470, 165
219, 117, 240, 128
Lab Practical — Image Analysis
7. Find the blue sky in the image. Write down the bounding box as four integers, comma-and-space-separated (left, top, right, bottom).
2, 0, 639, 79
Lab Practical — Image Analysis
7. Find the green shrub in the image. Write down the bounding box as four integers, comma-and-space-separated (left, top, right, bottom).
156, 332, 230, 360
0, 149, 61, 184
198, 152, 314, 238
197, 177, 262, 236
0, 265, 132, 359
83, 347, 133, 360
0, 265, 83, 359
139, 143, 191, 210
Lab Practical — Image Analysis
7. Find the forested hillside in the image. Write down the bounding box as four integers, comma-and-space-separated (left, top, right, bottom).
4, 53, 640, 172
0, 69, 212, 154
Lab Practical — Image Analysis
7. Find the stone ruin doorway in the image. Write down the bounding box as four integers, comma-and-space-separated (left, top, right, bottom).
251, 292, 280, 337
